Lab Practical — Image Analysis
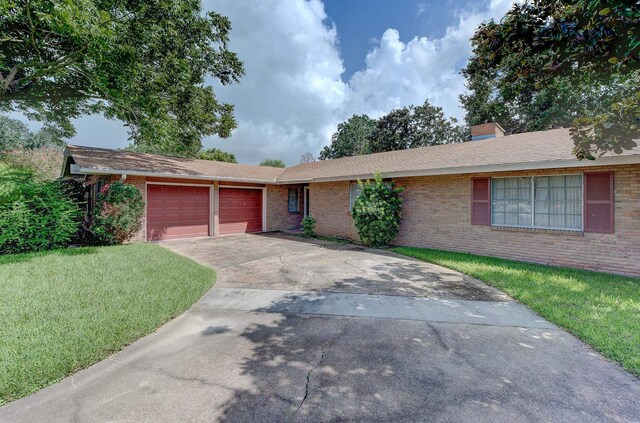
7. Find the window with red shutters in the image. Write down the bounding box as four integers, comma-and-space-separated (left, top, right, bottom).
584, 172, 614, 233
471, 177, 491, 225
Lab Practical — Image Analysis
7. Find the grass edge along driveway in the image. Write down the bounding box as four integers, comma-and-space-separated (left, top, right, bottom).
392, 247, 640, 378
0, 243, 216, 405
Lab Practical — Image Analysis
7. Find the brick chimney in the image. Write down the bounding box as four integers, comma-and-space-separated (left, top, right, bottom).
471, 122, 505, 141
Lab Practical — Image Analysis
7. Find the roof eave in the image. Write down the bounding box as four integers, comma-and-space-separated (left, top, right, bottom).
69, 165, 278, 184
282, 155, 640, 183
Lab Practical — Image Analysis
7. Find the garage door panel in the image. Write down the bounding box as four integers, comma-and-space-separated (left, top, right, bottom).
219, 188, 263, 235
146, 185, 210, 241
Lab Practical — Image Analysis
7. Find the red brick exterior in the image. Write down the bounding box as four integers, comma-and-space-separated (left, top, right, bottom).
100, 164, 639, 275
309, 165, 640, 275
266, 185, 304, 231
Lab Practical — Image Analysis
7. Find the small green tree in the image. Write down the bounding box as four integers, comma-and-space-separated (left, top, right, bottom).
260, 159, 286, 168
301, 215, 316, 237
91, 182, 144, 244
197, 148, 237, 163
352, 173, 404, 248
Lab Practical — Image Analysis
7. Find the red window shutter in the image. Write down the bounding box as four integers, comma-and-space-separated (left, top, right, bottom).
584, 172, 614, 233
471, 178, 491, 225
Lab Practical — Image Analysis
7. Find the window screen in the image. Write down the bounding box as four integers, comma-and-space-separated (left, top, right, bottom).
349, 182, 361, 211
534, 175, 582, 230
288, 188, 299, 213
491, 177, 532, 227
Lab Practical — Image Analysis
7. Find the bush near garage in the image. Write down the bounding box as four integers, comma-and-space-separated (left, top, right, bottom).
91, 182, 144, 244
352, 173, 404, 248
0, 163, 82, 254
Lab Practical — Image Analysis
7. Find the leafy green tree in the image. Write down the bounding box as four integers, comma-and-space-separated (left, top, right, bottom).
368, 100, 467, 153
352, 173, 404, 248
260, 159, 286, 168
0, 115, 65, 150
0, 1, 244, 156
320, 114, 376, 160
197, 148, 237, 163
463, 1, 639, 159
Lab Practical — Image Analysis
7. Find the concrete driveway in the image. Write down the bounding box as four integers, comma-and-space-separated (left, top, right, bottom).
1, 234, 639, 422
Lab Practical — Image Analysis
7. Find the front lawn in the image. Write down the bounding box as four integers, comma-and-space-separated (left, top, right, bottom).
392, 247, 640, 377
0, 244, 216, 405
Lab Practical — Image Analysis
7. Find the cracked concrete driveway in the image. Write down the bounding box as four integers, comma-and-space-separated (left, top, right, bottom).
1, 234, 639, 422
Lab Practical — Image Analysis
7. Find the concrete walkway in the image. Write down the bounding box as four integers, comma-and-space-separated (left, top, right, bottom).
2, 234, 639, 422
197, 287, 556, 329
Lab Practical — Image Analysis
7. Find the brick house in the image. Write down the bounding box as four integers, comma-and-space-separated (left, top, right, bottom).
62, 124, 640, 275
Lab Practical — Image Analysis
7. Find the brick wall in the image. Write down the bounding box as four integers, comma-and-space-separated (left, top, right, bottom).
266, 185, 304, 231
309, 181, 359, 240
310, 165, 640, 275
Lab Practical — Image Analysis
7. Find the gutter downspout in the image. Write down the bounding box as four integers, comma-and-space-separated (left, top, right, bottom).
119, 174, 127, 183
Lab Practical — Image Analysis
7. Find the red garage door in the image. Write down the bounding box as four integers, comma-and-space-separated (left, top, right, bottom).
147, 185, 210, 241
219, 188, 263, 235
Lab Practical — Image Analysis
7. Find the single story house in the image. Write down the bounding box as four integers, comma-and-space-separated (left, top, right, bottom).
62, 123, 640, 275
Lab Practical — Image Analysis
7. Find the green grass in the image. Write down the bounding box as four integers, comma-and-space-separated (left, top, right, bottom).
392, 247, 640, 377
0, 244, 216, 405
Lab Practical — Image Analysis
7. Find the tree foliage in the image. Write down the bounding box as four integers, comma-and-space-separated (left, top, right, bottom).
0, 1, 244, 156
352, 173, 404, 248
0, 115, 65, 150
320, 114, 376, 160
462, 0, 639, 159
368, 101, 467, 153
320, 102, 467, 160
260, 159, 286, 168
197, 148, 237, 163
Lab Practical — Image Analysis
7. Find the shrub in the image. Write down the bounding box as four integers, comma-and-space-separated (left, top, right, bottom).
352, 173, 404, 248
0, 165, 82, 254
301, 215, 317, 237
91, 182, 144, 244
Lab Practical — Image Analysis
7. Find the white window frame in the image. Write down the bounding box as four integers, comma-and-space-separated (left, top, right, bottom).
490, 174, 584, 232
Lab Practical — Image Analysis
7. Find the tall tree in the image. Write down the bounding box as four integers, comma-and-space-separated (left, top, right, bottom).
368, 100, 467, 153
260, 159, 285, 168
0, 1, 244, 156
0, 115, 65, 150
463, 0, 639, 159
319, 114, 376, 160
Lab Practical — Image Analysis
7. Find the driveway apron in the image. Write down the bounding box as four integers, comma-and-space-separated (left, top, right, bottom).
1, 234, 639, 422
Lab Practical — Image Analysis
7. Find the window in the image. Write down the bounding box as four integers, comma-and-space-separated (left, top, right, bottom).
491, 175, 582, 230
349, 182, 361, 211
288, 188, 299, 213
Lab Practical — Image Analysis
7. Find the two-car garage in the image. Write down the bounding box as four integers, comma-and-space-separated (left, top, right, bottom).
146, 184, 264, 241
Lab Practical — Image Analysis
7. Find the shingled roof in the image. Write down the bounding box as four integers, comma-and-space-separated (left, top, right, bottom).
63, 128, 640, 183
63, 145, 285, 183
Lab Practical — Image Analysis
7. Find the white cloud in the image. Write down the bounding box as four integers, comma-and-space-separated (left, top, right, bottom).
344, 0, 513, 121
203, 0, 347, 165
209, 0, 513, 164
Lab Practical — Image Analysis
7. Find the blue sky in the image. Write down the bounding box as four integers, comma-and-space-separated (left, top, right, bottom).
324, 0, 482, 78
14, 0, 512, 165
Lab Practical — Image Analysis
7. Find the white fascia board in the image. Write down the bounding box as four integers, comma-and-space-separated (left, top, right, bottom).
302, 155, 640, 183
71, 166, 278, 184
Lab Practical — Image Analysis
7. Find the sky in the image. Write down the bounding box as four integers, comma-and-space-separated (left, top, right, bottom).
16, 0, 515, 165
